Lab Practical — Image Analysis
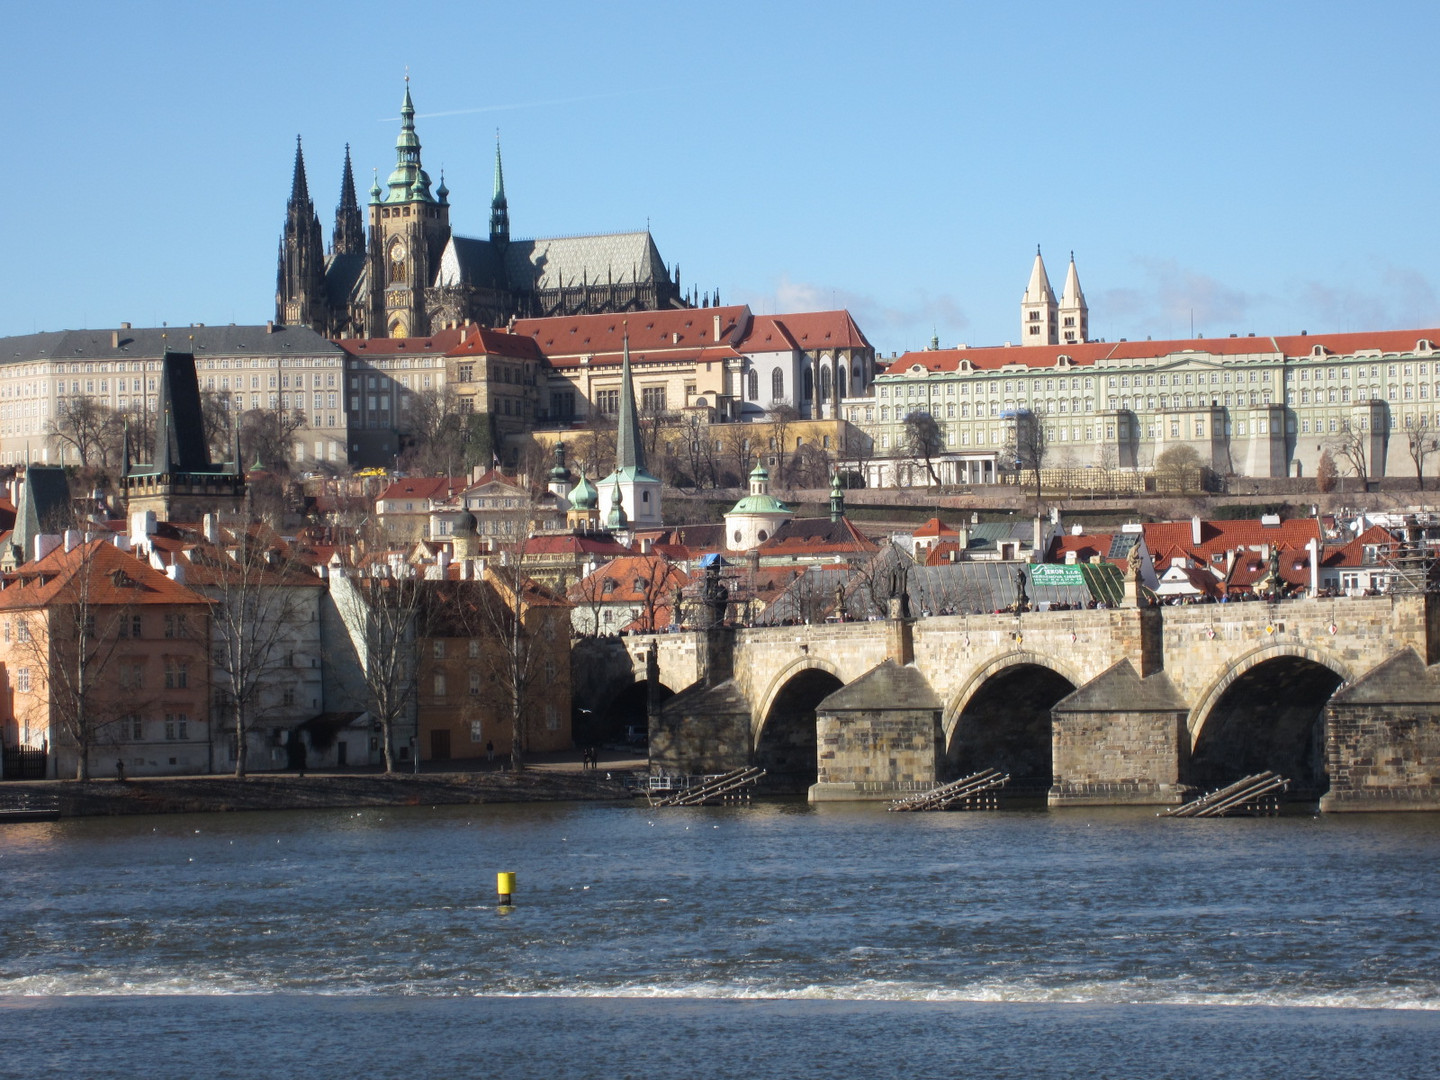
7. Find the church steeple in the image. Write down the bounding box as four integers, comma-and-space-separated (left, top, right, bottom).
276, 135, 327, 330
332, 143, 365, 256
367, 81, 450, 339
385, 83, 433, 204
597, 328, 662, 533
615, 332, 645, 476
1021, 245, 1058, 345
489, 133, 510, 244
1058, 251, 1089, 345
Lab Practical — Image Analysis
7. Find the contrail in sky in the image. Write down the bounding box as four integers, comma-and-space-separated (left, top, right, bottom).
380, 90, 641, 122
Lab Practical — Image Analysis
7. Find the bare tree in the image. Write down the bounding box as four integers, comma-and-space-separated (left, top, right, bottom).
194, 536, 316, 778
200, 389, 237, 463
903, 410, 944, 484
1407, 417, 1437, 491
1154, 444, 1201, 494
1330, 421, 1370, 487
460, 553, 570, 773
1316, 449, 1338, 494
789, 442, 834, 489
333, 565, 430, 773
402, 387, 467, 476
675, 412, 718, 490
767, 403, 800, 484
48, 398, 124, 469
719, 424, 754, 488
10, 541, 164, 780
578, 415, 617, 479
1002, 410, 1047, 506
242, 407, 307, 472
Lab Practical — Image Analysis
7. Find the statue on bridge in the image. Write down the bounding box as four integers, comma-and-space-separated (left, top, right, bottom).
702, 559, 730, 628
1013, 566, 1030, 614
887, 560, 911, 620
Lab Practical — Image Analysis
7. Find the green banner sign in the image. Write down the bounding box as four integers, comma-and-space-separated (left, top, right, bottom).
1030, 564, 1086, 587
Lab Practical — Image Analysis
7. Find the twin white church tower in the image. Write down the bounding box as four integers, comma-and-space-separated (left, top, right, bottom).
1021, 247, 1088, 346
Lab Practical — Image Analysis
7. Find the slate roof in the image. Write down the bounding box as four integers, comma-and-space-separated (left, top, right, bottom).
323, 253, 366, 310
0, 324, 344, 365
756, 517, 876, 558
439, 230, 673, 295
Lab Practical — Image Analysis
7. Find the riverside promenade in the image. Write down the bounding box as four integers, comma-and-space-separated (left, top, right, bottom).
0, 751, 643, 818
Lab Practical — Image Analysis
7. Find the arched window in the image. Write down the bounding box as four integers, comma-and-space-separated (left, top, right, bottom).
772, 368, 784, 402
388, 241, 407, 284
803, 369, 814, 401
838, 365, 848, 398
820, 366, 832, 402
747, 369, 758, 400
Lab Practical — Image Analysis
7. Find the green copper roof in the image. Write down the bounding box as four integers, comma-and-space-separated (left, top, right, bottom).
568, 472, 598, 510
749, 461, 770, 479
385, 84, 434, 204
728, 493, 791, 516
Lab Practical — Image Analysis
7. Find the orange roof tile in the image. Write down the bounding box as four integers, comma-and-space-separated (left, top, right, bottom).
0, 540, 209, 609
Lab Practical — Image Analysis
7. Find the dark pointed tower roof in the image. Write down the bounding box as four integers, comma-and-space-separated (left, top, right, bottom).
290, 134, 311, 205
332, 143, 365, 256
489, 133, 510, 244
612, 331, 655, 481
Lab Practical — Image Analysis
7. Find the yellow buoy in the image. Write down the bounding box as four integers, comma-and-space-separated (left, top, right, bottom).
497, 871, 516, 905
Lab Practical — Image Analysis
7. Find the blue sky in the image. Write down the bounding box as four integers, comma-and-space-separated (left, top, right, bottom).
5, 1, 1436, 355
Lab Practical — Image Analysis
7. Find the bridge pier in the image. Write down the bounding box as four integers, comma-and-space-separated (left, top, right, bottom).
1320, 649, 1440, 812
809, 661, 942, 803
1049, 660, 1192, 806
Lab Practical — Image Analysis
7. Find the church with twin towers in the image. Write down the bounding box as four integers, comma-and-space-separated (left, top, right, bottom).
276, 84, 694, 339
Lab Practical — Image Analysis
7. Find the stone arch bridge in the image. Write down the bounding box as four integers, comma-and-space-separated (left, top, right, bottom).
571, 595, 1440, 811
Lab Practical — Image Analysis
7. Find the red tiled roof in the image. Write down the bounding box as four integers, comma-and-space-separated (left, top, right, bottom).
912, 517, 957, 539
756, 310, 871, 352
1142, 518, 1320, 563
884, 328, 1440, 375
449, 328, 546, 360
377, 476, 467, 504
335, 330, 466, 356
1320, 524, 1402, 568
542, 344, 743, 372
513, 307, 750, 358
0, 540, 209, 609
1048, 533, 1120, 564
569, 554, 689, 609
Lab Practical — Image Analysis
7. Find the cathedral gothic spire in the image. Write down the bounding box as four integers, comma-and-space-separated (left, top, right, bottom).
490, 133, 510, 244
276, 136, 327, 329
332, 143, 365, 256
1020, 245, 1058, 345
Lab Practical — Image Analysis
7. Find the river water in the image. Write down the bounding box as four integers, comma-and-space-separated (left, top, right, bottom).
2, 801, 1438, 1078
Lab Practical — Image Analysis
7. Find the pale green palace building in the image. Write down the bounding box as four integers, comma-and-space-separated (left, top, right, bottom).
842, 327, 1440, 488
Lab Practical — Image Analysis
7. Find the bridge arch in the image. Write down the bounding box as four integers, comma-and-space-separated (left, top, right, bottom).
1186, 643, 1354, 797
941, 651, 1082, 792
752, 657, 845, 793
579, 673, 682, 746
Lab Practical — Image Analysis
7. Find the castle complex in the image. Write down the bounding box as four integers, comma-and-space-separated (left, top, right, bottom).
275, 85, 688, 340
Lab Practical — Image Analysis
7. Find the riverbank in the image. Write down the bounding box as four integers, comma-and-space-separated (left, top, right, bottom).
0, 758, 641, 818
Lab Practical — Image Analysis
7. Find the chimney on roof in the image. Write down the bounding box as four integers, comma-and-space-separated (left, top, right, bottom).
713, 313, 721, 341
266, 321, 275, 334
120, 322, 131, 330
1191, 515, 1202, 546
203, 513, 220, 545
111, 331, 120, 348
167, 563, 185, 585
63, 529, 81, 553
34, 534, 60, 562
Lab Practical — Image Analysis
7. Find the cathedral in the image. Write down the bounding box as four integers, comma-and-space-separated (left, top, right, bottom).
276, 85, 692, 339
